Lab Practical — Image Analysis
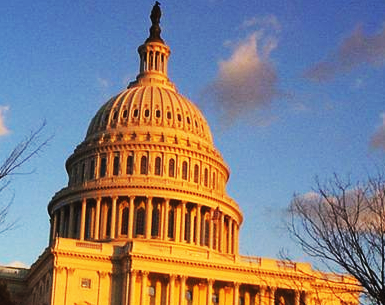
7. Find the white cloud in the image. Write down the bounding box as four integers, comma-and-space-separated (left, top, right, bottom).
0, 105, 10, 136
370, 112, 385, 150
5, 261, 29, 268
240, 15, 281, 33
204, 30, 279, 125
304, 23, 385, 82
96, 76, 110, 89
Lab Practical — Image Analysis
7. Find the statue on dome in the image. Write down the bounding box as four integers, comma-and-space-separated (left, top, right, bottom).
147, 1, 164, 43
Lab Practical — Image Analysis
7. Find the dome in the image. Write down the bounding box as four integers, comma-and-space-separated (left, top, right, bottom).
85, 84, 213, 146
48, 3, 242, 256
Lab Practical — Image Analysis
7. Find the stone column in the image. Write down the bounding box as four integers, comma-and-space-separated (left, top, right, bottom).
175, 203, 181, 242
269, 287, 276, 305
259, 286, 267, 305
219, 213, 224, 252
179, 276, 186, 305
227, 218, 233, 254
195, 204, 201, 245
67, 203, 74, 238
189, 210, 194, 244
129, 270, 137, 305
233, 282, 240, 305
155, 279, 162, 305
59, 208, 65, 237
141, 271, 149, 304
111, 196, 117, 239
94, 197, 101, 240
128, 197, 135, 239
295, 291, 300, 305
169, 274, 176, 305
233, 223, 239, 255
80, 198, 87, 240
180, 201, 186, 242
209, 209, 214, 249
145, 197, 153, 239
245, 291, 250, 305
163, 199, 170, 240
207, 279, 213, 305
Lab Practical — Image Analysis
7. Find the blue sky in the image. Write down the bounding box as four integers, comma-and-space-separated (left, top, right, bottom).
1, 0, 385, 267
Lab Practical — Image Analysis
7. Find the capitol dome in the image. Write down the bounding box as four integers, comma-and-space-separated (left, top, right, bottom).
47, 3, 242, 255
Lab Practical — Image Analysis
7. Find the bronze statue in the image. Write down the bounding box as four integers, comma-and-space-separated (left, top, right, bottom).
147, 2, 163, 43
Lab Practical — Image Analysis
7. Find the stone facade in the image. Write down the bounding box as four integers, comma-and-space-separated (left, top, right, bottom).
0, 4, 359, 305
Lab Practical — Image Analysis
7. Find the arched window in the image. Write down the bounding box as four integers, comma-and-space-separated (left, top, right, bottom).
100, 156, 107, 178
212, 172, 216, 189
182, 161, 188, 180
121, 207, 129, 235
204, 168, 208, 187
151, 205, 160, 237
126, 155, 134, 175
135, 207, 145, 236
113, 153, 120, 176
168, 158, 175, 177
194, 164, 199, 183
204, 216, 210, 246
106, 207, 112, 238
184, 211, 191, 242
155, 157, 162, 176
140, 156, 148, 175
168, 207, 175, 239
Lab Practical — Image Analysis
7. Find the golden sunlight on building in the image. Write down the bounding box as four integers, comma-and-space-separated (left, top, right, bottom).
0, 3, 360, 305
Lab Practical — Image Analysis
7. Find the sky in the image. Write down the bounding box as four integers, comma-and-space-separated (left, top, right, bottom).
1, 0, 385, 267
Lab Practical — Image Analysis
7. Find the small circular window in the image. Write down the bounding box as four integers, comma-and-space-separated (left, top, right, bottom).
167, 111, 172, 120
113, 111, 118, 120
186, 117, 190, 124
144, 109, 150, 118
133, 109, 139, 118
155, 109, 161, 118
177, 114, 182, 122
122, 109, 128, 118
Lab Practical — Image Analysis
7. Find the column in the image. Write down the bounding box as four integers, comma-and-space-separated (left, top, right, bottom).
233, 283, 240, 305
94, 197, 101, 240
141, 271, 149, 304
180, 201, 186, 242
295, 291, 300, 305
155, 279, 162, 305
179, 276, 186, 305
80, 198, 87, 240
169, 274, 176, 305
128, 197, 135, 239
245, 291, 250, 305
175, 203, 181, 242
207, 279, 213, 305
227, 218, 233, 254
269, 287, 276, 305
53, 211, 58, 238
59, 208, 65, 237
163, 199, 170, 240
111, 196, 117, 239
189, 210, 194, 244
68, 203, 75, 238
145, 197, 153, 239
209, 209, 214, 249
129, 270, 137, 305
195, 204, 201, 246
219, 213, 224, 252
259, 286, 267, 305
233, 223, 239, 255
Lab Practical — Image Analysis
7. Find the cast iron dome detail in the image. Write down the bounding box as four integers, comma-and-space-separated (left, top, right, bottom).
48, 3, 243, 255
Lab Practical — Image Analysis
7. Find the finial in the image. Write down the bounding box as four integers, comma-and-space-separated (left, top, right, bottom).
146, 2, 164, 43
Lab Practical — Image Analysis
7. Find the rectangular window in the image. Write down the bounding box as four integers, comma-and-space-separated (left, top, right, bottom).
113, 153, 120, 176
100, 156, 107, 177
81, 278, 91, 289
89, 158, 95, 180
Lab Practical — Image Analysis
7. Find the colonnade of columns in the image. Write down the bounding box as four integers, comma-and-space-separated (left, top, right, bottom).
50, 196, 239, 254
124, 270, 308, 305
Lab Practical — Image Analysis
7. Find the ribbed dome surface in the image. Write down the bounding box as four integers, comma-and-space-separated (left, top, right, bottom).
85, 85, 213, 144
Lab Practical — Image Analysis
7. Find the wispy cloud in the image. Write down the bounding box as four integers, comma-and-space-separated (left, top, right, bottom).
370, 112, 385, 150
304, 23, 385, 82
0, 105, 10, 136
203, 17, 280, 126
240, 15, 281, 33
97, 76, 110, 89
